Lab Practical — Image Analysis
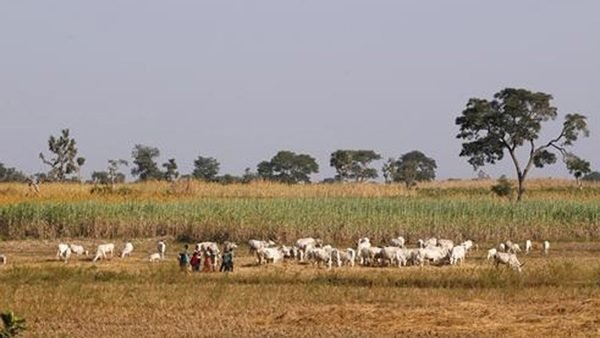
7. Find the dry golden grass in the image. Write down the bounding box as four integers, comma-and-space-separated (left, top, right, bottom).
1, 178, 599, 204
1, 239, 600, 337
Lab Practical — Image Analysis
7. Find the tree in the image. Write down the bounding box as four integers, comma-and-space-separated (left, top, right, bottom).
131, 145, 162, 181
192, 156, 220, 181
330, 150, 381, 182
39, 128, 85, 182
565, 154, 591, 187
384, 151, 437, 188
257, 151, 319, 184
162, 158, 179, 181
91, 159, 128, 185
0, 163, 27, 183
456, 88, 590, 201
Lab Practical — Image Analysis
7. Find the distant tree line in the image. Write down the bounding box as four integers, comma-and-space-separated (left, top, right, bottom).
0, 87, 595, 201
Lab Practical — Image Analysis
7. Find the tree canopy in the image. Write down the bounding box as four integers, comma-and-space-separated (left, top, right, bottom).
257, 150, 319, 184
39, 128, 85, 182
192, 156, 220, 181
131, 145, 162, 181
456, 88, 589, 201
330, 150, 381, 182
383, 151, 437, 188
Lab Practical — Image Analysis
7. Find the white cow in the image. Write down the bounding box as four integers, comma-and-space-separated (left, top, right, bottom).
418, 238, 437, 248
525, 240, 532, 254
121, 242, 134, 258
437, 239, 454, 251
56, 243, 72, 263
356, 237, 371, 265
295, 237, 322, 261
508, 243, 521, 254
93, 243, 115, 263
248, 239, 276, 256
149, 253, 162, 262
420, 246, 447, 265
157, 240, 166, 259
256, 247, 284, 264
310, 247, 335, 269
331, 248, 356, 267
379, 246, 407, 267
461, 240, 474, 253
69, 244, 88, 256
449, 245, 466, 265
487, 248, 497, 260
543, 241, 550, 255
493, 252, 524, 273
389, 236, 406, 248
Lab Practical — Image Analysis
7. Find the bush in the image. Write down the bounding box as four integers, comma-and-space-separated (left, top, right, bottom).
491, 175, 514, 200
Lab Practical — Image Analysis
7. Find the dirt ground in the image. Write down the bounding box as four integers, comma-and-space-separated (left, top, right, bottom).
1, 239, 600, 337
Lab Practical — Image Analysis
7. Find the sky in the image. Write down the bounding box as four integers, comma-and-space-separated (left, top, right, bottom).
1, 1, 599, 181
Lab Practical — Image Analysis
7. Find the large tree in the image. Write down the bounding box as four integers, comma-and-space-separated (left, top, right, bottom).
456, 88, 589, 201
39, 128, 85, 182
330, 150, 381, 182
383, 151, 437, 188
257, 150, 319, 184
192, 156, 220, 181
131, 145, 162, 181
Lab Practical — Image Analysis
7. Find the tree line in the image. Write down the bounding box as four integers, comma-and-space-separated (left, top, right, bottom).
1, 88, 597, 197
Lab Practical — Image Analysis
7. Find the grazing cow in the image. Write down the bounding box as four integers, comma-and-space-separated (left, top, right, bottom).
56, 243, 72, 263
69, 244, 88, 256
93, 243, 115, 263
493, 252, 524, 273
121, 242, 134, 258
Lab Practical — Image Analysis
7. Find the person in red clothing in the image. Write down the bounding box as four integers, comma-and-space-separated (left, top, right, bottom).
202, 247, 215, 272
190, 250, 201, 272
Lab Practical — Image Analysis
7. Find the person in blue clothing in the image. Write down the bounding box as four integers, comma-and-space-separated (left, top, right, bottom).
220, 248, 234, 272
178, 244, 190, 273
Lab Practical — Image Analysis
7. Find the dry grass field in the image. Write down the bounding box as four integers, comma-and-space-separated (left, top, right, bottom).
1, 239, 600, 337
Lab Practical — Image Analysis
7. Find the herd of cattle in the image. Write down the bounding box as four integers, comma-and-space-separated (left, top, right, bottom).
0, 236, 551, 273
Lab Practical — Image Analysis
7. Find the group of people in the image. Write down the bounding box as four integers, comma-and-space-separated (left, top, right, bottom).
177, 244, 234, 273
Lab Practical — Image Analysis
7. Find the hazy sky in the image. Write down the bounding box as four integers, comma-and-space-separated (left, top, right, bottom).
1, 1, 598, 181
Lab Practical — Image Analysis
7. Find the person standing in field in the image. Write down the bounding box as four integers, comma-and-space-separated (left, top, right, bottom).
220, 248, 234, 272
202, 247, 215, 272
190, 250, 201, 272
178, 244, 191, 273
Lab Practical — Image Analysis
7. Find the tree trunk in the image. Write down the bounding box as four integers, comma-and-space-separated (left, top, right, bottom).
516, 174, 525, 202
